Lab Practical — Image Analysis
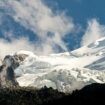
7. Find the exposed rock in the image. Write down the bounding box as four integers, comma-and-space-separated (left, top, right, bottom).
0, 54, 28, 88
0, 60, 2, 66
16, 54, 29, 61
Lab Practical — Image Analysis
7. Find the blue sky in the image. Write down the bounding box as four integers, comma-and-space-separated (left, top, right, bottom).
0, 0, 105, 56
45, 0, 105, 49
51, 0, 105, 24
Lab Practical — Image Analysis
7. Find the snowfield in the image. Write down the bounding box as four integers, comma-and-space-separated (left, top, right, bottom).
15, 37, 105, 92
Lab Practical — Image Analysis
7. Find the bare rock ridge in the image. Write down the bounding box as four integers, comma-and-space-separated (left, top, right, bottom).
0, 54, 28, 88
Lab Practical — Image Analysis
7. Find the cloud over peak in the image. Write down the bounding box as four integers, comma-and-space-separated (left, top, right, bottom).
0, 0, 74, 56
81, 19, 105, 46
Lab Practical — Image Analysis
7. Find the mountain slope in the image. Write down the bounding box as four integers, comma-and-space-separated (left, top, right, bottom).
13, 37, 105, 92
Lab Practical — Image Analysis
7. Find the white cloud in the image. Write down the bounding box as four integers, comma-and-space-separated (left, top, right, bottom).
0, 38, 36, 58
81, 19, 105, 46
0, 0, 74, 55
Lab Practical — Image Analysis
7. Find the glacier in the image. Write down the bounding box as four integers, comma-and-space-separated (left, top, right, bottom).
14, 37, 105, 92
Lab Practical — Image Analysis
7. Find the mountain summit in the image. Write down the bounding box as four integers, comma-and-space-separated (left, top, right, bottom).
0, 37, 105, 91
11, 37, 105, 92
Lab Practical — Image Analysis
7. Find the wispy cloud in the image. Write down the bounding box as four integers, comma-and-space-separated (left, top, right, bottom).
81, 19, 105, 46
0, 37, 36, 58
0, 0, 74, 56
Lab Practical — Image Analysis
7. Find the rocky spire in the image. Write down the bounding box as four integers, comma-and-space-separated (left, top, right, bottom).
0, 53, 28, 88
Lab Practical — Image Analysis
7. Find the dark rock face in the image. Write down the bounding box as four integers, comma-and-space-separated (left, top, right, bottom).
16, 54, 28, 61
0, 55, 20, 87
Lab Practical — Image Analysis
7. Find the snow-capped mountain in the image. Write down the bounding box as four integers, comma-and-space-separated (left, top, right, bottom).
11, 37, 105, 92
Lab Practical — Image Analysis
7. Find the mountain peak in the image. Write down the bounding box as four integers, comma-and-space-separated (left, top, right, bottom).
1, 37, 105, 92
14, 40, 105, 92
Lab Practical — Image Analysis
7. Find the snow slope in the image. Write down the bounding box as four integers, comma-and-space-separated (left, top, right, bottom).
15, 37, 105, 92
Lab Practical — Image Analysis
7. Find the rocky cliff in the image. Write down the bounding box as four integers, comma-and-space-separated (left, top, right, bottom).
0, 53, 28, 88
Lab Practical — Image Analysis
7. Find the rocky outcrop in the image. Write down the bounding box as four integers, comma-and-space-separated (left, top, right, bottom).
0, 60, 2, 66
0, 54, 28, 88
16, 54, 29, 61
0, 55, 19, 87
